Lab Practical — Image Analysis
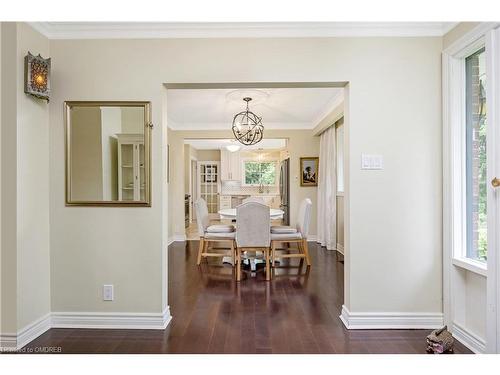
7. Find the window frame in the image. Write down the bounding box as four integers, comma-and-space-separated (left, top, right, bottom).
240, 158, 278, 187
443, 22, 500, 355
465, 47, 487, 262
444, 35, 488, 274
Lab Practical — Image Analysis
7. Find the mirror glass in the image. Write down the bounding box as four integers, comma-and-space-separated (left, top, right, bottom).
65, 102, 151, 206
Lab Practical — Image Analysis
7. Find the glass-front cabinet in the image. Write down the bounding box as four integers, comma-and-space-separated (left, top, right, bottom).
117, 134, 145, 201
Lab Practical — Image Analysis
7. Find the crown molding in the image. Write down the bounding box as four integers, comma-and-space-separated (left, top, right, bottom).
28, 22, 458, 40
311, 90, 344, 128
167, 121, 315, 131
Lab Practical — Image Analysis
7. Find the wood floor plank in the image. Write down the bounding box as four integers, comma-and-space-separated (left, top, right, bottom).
20, 241, 472, 354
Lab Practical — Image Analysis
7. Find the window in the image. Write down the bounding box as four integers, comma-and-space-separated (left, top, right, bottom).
243, 161, 277, 186
336, 124, 344, 193
465, 47, 487, 262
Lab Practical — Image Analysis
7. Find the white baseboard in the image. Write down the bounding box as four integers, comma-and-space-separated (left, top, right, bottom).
168, 234, 187, 246
17, 313, 52, 349
0, 334, 17, 352
307, 235, 317, 242
7, 307, 172, 350
1, 312, 52, 351
336, 243, 344, 254
51, 306, 172, 330
452, 322, 486, 354
340, 305, 444, 329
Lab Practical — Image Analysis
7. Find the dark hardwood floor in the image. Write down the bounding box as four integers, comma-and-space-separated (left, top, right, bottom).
23, 241, 471, 354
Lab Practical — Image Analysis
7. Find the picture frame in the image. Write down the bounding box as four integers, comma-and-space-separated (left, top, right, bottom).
300, 157, 319, 187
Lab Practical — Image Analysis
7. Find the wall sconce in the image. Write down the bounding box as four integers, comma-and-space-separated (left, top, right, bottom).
24, 52, 51, 101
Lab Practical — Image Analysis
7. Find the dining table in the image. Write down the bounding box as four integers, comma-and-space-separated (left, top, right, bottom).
218, 208, 284, 220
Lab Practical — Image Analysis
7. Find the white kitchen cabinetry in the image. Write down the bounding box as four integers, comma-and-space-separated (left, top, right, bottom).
219, 195, 232, 210
220, 150, 241, 181
117, 134, 145, 201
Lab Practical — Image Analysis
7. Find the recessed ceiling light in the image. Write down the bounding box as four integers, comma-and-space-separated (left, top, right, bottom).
226, 144, 241, 152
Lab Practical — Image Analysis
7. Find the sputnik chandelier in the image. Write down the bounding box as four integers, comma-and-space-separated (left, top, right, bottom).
231, 97, 264, 146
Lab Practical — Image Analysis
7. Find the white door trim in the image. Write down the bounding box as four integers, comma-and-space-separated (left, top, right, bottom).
486, 26, 500, 354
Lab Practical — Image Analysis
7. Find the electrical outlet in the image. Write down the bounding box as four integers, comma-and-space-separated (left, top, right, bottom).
103, 285, 114, 301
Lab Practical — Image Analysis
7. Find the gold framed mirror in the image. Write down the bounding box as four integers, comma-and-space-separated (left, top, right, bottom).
65, 101, 152, 206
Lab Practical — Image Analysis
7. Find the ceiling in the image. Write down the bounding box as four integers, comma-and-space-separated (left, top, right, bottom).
29, 22, 457, 39
184, 138, 287, 151
167, 87, 343, 130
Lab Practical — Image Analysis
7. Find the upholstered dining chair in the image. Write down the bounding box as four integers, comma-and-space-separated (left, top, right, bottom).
194, 198, 236, 267
235, 202, 271, 281
270, 198, 312, 267
242, 196, 265, 205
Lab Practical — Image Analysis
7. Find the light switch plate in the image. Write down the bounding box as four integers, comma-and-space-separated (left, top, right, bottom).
361, 154, 383, 170
103, 285, 114, 301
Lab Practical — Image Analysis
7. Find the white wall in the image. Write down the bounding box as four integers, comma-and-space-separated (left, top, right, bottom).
0, 22, 51, 344
1, 22, 19, 342
16, 22, 51, 330
47, 35, 443, 319
49, 50, 169, 314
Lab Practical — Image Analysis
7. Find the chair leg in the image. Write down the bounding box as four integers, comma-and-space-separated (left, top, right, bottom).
196, 238, 204, 265
231, 241, 236, 275
265, 248, 271, 281
297, 240, 304, 267
271, 241, 276, 265
302, 239, 311, 267
231, 241, 236, 266
236, 248, 242, 282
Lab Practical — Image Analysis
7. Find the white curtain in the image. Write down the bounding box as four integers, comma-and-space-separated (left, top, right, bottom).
317, 126, 336, 250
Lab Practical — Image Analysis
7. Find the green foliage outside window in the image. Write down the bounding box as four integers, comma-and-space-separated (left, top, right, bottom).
477, 82, 487, 261
244, 161, 276, 185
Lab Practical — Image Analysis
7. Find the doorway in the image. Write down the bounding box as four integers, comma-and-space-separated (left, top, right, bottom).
197, 161, 221, 219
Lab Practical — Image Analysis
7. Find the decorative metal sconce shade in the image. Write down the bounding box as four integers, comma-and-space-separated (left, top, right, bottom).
232, 97, 264, 146
24, 52, 51, 101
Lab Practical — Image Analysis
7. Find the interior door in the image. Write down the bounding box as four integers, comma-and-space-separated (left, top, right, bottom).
197, 161, 220, 219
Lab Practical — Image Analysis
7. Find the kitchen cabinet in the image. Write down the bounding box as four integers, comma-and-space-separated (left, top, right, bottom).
220, 149, 241, 181
219, 195, 232, 209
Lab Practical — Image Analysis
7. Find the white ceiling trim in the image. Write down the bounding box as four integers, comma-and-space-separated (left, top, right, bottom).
28, 22, 458, 40
311, 90, 344, 129
167, 121, 315, 131
184, 138, 287, 150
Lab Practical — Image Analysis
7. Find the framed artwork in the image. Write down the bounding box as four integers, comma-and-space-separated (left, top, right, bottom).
300, 157, 319, 187
24, 52, 51, 101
